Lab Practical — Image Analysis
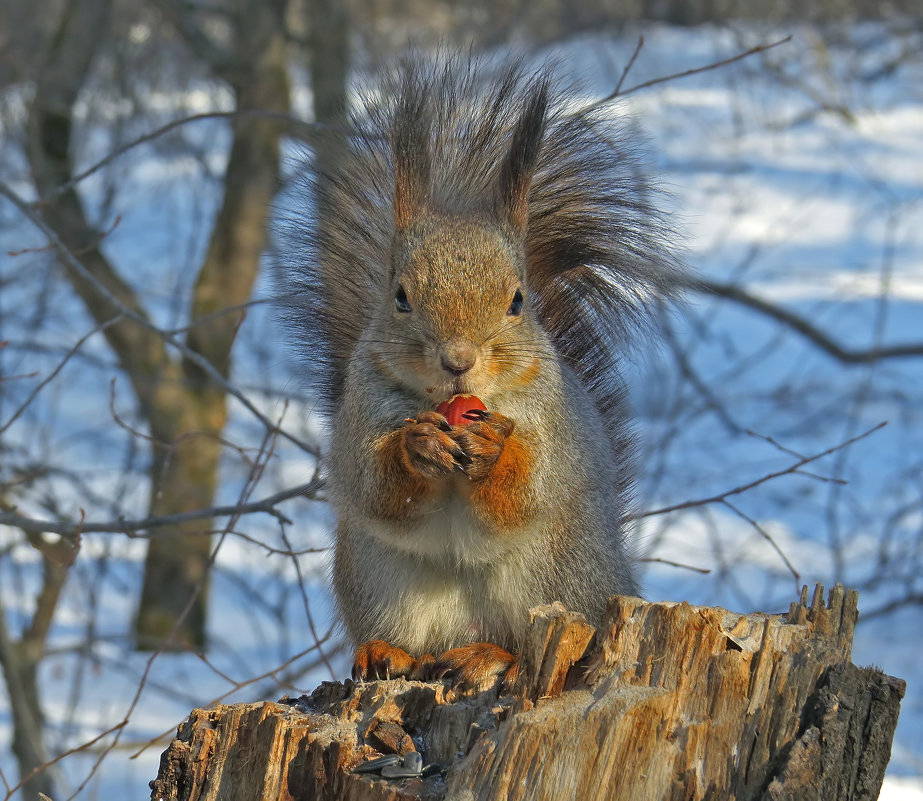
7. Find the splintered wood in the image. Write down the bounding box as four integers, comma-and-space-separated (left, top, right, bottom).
149, 586, 904, 801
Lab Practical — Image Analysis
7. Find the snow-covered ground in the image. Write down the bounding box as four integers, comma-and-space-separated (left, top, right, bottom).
1, 20, 920, 799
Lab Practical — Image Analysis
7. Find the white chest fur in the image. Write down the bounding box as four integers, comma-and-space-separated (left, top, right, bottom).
350, 517, 538, 654
367, 485, 526, 564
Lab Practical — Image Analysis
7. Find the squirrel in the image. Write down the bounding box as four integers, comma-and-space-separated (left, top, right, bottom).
278, 54, 678, 689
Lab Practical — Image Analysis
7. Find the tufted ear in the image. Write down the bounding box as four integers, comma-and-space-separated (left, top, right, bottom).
495, 78, 549, 234
392, 72, 432, 231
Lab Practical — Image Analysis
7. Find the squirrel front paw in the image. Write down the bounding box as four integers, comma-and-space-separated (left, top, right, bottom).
450, 410, 515, 481
400, 411, 472, 479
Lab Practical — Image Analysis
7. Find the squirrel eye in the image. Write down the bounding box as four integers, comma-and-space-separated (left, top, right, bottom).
507, 288, 524, 316
395, 284, 412, 313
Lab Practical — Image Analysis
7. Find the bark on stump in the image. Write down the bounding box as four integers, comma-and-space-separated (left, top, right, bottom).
149, 584, 904, 801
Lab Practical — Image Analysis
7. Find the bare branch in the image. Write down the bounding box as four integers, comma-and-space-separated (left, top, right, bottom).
612, 36, 645, 98
61, 412, 288, 798
693, 278, 923, 363
128, 636, 342, 761
744, 429, 806, 460
0, 477, 324, 538
3, 721, 126, 801
660, 311, 744, 434
41, 110, 318, 205
280, 520, 336, 679
627, 421, 887, 521
858, 593, 923, 621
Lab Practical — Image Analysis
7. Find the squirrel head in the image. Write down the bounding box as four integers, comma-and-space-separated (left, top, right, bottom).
364, 71, 551, 402
367, 216, 543, 402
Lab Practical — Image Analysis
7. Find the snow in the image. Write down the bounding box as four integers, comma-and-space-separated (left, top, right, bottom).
1, 19, 921, 799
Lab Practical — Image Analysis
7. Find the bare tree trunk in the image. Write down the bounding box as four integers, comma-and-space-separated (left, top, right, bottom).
307, 0, 349, 128
303, 0, 350, 241
136, 0, 292, 649
24, 0, 290, 651
0, 619, 54, 800
149, 585, 904, 801
0, 540, 75, 799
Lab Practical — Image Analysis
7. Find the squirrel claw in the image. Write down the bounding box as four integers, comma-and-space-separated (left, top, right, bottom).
451, 448, 472, 476
451, 448, 472, 466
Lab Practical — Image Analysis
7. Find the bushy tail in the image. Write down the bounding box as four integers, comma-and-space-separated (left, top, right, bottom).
275, 53, 680, 419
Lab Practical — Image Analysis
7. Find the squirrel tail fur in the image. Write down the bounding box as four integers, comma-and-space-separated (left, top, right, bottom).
277, 53, 680, 423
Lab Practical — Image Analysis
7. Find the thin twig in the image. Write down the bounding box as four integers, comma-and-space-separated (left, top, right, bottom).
0, 180, 320, 458
280, 516, 336, 679
64, 411, 285, 799
612, 36, 645, 97
660, 310, 744, 435
0, 315, 125, 435
721, 499, 801, 592
41, 110, 318, 203
744, 428, 806, 460
165, 297, 273, 336
638, 556, 711, 574
107, 377, 271, 470
223, 528, 329, 557
587, 35, 793, 110
129, 637, 337, 760
857, 593, 923, 621
4, 721, 127, 800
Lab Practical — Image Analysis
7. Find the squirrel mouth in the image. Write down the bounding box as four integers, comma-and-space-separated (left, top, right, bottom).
450, 377, 477, 396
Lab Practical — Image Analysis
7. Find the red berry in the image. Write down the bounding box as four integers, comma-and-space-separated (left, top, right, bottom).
436, 394, 487, 426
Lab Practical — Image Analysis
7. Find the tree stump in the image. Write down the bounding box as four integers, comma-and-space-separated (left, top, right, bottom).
149, 585, 904, 801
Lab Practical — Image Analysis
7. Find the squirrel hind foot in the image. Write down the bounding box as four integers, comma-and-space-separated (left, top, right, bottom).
431, 642, 520, 693
351, 640, 417, 681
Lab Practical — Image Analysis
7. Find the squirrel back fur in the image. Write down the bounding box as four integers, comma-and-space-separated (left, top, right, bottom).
277, 53, 680, 670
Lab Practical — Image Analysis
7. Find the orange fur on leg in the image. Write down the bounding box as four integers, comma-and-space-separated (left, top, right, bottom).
448, 410, 532, 530
467, 433, 532, 530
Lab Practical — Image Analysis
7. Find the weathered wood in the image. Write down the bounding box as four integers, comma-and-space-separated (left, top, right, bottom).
149, 585, 904, 801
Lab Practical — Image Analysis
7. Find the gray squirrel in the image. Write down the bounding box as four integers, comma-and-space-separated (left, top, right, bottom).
278, 54, 679, 688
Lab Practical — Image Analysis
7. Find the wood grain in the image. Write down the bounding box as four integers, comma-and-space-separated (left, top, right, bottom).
149, 585, 904, 801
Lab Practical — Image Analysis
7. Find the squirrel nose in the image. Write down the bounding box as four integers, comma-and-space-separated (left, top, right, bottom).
440, 340, 477, 376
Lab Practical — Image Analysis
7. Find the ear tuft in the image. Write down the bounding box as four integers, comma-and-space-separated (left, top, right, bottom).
392, 69, 432, 230
496, 77, 549, 233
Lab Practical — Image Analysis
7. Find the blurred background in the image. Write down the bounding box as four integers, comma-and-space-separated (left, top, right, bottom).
1, 0, 921, 798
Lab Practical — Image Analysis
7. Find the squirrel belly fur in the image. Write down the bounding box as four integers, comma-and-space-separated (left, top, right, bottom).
277, 54, 680, 682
